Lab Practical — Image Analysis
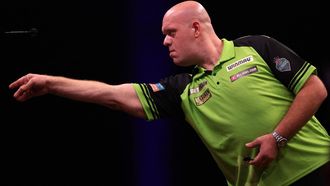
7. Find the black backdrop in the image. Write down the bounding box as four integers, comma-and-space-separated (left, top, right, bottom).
1, 0, 329, 185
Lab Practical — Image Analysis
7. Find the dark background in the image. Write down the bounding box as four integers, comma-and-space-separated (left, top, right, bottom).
1, 0, 329, 185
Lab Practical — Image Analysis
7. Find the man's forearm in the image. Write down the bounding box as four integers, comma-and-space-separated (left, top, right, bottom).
48, 76, 113, 105
274, 75, 327, 139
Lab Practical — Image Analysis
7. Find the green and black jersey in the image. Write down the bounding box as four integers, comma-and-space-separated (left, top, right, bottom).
133, 35, 330, 186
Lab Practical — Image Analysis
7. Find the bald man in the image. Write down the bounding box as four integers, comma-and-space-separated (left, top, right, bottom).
9, 1, 330, 185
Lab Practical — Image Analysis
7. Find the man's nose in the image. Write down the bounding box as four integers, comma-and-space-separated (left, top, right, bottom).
163, 35, 171, 46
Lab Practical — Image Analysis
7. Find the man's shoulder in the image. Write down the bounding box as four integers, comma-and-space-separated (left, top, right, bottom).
159, 72, 192, 91
233, 35, 272, 45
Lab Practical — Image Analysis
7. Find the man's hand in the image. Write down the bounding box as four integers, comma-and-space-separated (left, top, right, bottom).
9, 73, 49, 102
245, 134, 278, 168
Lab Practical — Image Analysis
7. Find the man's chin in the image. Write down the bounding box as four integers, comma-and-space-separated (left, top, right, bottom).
173, 60, 183, 66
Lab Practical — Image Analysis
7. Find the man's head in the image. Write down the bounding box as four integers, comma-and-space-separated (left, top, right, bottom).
162, 1, 218, 67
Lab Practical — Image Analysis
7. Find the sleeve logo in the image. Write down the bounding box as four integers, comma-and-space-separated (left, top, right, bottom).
150, 83, 165, 92
273, 57, 291, 72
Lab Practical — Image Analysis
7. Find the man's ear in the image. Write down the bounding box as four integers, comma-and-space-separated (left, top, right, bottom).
192, 22, 200, 37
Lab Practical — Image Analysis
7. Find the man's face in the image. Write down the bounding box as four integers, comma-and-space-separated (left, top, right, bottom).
162, 15, 197, 67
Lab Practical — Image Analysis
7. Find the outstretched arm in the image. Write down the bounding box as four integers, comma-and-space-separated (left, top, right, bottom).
9, 73, 146, 119
245, 75, 328, 167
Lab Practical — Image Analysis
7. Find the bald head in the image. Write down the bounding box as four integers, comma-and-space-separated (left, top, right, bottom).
162, 1, 221, 69
163, 1, 211, 25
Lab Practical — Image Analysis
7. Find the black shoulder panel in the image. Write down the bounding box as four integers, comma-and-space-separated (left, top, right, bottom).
234, 35, 306, 88
148, 73, 192, 120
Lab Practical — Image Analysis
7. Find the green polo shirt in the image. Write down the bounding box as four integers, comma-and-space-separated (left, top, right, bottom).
133, 35, 330, 186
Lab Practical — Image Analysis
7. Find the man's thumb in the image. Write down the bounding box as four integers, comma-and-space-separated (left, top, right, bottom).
245, 140, 258, 148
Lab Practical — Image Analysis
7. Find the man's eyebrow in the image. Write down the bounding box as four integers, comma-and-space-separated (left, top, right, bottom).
163, 28, 175, 34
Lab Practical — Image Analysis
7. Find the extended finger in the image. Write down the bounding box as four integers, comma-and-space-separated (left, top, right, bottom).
9, 74, 30, 89
248, 154, 263, 166
14, 84, 31, 98
249, 154, 272, 168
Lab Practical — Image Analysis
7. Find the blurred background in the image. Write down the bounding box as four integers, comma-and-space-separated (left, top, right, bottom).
1, 0, 329, 185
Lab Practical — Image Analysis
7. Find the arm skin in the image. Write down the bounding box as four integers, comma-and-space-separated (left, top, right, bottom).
8, 73, 146, 119
245, 75, 328, 167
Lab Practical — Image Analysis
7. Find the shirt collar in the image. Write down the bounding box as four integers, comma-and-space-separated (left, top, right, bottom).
192, 38, 235, 78
219, 38, 235, 63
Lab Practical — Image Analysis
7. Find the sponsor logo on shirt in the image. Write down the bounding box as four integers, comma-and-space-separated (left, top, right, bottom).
194, 88, 212, 106
149, 83, 165, 92
190, 81, 207, 95
226, 56, 253, 72
230, 66, 258, 82
273, 57, 291, 72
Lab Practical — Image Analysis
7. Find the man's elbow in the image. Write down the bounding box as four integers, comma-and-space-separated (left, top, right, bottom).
319, 86, 328, 101
315, 79, 328, 103
309, 75, 328, 102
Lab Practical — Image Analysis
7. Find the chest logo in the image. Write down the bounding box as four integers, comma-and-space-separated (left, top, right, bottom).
194, 88, 212, 106
226, 56, 253, 72
190, 81, 207, 95
230, 66, 258, 82
273, 57, 291, 72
